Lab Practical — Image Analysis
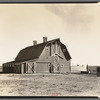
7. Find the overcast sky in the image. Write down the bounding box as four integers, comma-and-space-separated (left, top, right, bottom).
0, 3, 100, 66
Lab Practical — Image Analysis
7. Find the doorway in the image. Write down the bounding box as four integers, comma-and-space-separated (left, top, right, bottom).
49, 64, 54, 73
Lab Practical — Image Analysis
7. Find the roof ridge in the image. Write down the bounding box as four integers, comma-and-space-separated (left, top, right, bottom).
21, 38, 60, 51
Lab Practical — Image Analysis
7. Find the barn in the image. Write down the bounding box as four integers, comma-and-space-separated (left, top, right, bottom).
2, 37, 71, 74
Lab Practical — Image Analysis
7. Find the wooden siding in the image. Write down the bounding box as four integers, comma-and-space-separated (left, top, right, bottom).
38, 41, 71, 73
57, 46, 71, 73
87, 66, 100, 74
3, 63, 21, 73
36, 62, 51, 73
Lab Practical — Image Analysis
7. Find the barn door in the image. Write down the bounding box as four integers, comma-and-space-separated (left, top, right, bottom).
21, 63, 26, 74
49, 63, 54, 73
31, 63, 34, 73
53, 55, 60, 73
51, 41, 61, 73
27, 63, 34, 73
23, 63, 26, 73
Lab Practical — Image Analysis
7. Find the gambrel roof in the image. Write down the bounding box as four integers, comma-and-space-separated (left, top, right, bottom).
15, 38, 71, 62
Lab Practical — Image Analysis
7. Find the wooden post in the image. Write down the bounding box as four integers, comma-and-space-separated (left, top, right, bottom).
59, 42, 61, 55
34, 62, 36, 73
55, 41, 57, 53
21, 63, 24, 74
26, 62, 28, 74
69, 60, 71, 73
50, 43, 51, 56
87, 65, 88, 72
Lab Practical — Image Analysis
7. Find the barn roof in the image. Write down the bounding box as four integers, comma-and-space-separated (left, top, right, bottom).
14, 38, 71, 62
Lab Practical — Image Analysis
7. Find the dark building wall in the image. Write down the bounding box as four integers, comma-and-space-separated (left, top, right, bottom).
3, 62, 21, 73
87, 66, 100, 74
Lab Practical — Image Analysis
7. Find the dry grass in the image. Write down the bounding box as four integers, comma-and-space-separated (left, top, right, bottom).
0, 73, 99, 97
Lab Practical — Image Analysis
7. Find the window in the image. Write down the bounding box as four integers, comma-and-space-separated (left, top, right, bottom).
63, 49, 66, 52
61, 64, 64, 67
45, 47, 49, 51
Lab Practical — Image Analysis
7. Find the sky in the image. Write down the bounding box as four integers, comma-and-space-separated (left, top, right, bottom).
0, 3, 100, 66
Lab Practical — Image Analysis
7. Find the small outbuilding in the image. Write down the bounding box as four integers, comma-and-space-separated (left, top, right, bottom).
2, 37, 71, 74
87, 65, 100, 75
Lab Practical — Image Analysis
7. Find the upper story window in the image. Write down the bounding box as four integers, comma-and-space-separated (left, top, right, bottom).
63, 49, 66, 52
45, 47, 49, 51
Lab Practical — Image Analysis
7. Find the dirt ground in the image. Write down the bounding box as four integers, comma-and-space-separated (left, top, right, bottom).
0, 73, 100, 97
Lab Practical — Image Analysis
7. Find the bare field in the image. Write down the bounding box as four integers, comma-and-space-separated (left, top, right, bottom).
0, 73, 100, 97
